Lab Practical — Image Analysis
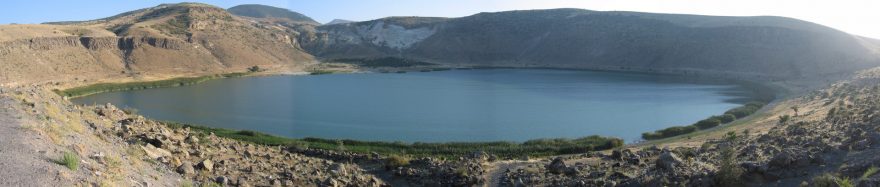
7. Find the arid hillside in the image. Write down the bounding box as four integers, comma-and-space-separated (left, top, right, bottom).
0, 3, 314, 86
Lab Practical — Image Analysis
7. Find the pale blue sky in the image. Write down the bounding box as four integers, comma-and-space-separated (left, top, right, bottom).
1, 0, 878, 38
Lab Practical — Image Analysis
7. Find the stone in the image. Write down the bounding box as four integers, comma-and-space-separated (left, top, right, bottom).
325, 178, 339, 187
141, 144, 172, 159
198, 159, 214, 172
656, 152, 683, 170
546, 157, 568, 174
215, 176, 229, 185
330, 163, 347, 175
611, 149, 623, 160
90, 152, 106, 164
853, 139, 870, 151
177, 161, 195, 175
186, 135, 199, 144
769, 149, 808, 169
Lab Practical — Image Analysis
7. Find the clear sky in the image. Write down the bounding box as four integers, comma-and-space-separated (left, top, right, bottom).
1, 0, 878, 38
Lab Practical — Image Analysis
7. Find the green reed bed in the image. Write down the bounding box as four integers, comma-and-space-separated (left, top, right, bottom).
164, 121, 623, 158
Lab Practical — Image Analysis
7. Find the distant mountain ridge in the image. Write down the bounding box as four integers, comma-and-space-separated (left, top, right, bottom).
296, 8, 880, 79
325, 19, 354, 25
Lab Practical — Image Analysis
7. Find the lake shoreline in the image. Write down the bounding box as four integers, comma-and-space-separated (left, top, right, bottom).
60, 65, 788, 149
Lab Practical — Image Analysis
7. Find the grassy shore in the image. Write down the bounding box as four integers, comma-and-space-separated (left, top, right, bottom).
164, 121, 623, 158
54, 72, 251, 98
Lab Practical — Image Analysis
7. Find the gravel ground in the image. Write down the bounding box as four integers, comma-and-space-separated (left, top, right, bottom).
0, 92, 68, 186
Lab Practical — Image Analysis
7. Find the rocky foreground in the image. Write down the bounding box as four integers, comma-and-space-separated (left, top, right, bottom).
3, 67, 880, 187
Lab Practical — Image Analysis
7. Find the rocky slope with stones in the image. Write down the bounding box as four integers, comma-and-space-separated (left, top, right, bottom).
490, 67, 880, 186
6, 2, 880, 187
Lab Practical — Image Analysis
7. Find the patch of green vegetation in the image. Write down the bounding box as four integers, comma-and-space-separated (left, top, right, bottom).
55, 72, 251, 98
57, 151, 79, 171
642, 101, 766, 140
778, 114, 791, 124
309, 70, 336, 75
715, 146, 743, 186
164, 121, 623, 158
386, 154, 411, 168
247, 65, 262, 73
862, 166, 879, 180
331, 57, 434, 67
151, 15, 191, 36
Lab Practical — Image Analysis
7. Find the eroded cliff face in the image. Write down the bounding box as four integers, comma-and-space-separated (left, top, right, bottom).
298, 17, 446, 58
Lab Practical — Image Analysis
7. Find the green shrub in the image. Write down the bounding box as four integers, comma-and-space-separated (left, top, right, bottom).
812, 173, 839, 187
717, 114, 737, 123
164, 121, 622, 158
715, 147, 744, 186
642, 125, 697, 140
58, 152, 79, 171
247, 65, 261, 72
862, 166, 880, 180
694, 118, 722, 129
386, 154, 411, 168
332, 57, 433, 67
725, 102, 765, 118
725, 131, 737, 141
778, 115, 791, 124
55, 72, 251, 98
237, 130, 258, 136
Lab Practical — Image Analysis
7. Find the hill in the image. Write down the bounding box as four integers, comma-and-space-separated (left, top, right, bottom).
325, 19, 354, 25
1, 3, 314, 85
300, 8, 880, 79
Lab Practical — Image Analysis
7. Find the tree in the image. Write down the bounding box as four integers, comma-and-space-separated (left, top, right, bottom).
791, 106, 799, 116
247, 65, 261, 72
778, 115, 791, 125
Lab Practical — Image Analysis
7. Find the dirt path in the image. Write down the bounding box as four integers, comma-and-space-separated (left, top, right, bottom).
0, 91, 68, 186
484, 160, 539, 187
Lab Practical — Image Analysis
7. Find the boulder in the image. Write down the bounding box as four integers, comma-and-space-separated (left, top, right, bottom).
141, 144, 172, 159
768, 149, 809, 169
330, 163, 347, 175
215, 176, 229, 185
853, 139, 870, 151
611, 150, 623, 160
198, 159, 214, 172
656, 152, 683, 170
177, 161, 195, 175
546, 157, 568, 174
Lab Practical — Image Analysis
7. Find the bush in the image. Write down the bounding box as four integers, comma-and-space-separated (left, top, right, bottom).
237, 130, 258, 136
247, 65, 261, 72
717, 114, 737, 123
386, 154, 411, 168
165, 121, 622, 158
778, 115, 791, 124
715, 147, 744, 186
55, 72, 250, 98
642, 125, 697, 140
58, 152, 80, 171
724, 102, 765, 118
694, 118, 722, 129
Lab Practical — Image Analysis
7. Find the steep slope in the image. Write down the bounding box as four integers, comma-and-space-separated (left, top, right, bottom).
302, 9, 880, 79
228, 4, 320, 25
1, 3, 313, 85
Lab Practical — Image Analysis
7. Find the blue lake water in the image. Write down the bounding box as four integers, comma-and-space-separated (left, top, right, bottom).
72, 69, 753, 142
